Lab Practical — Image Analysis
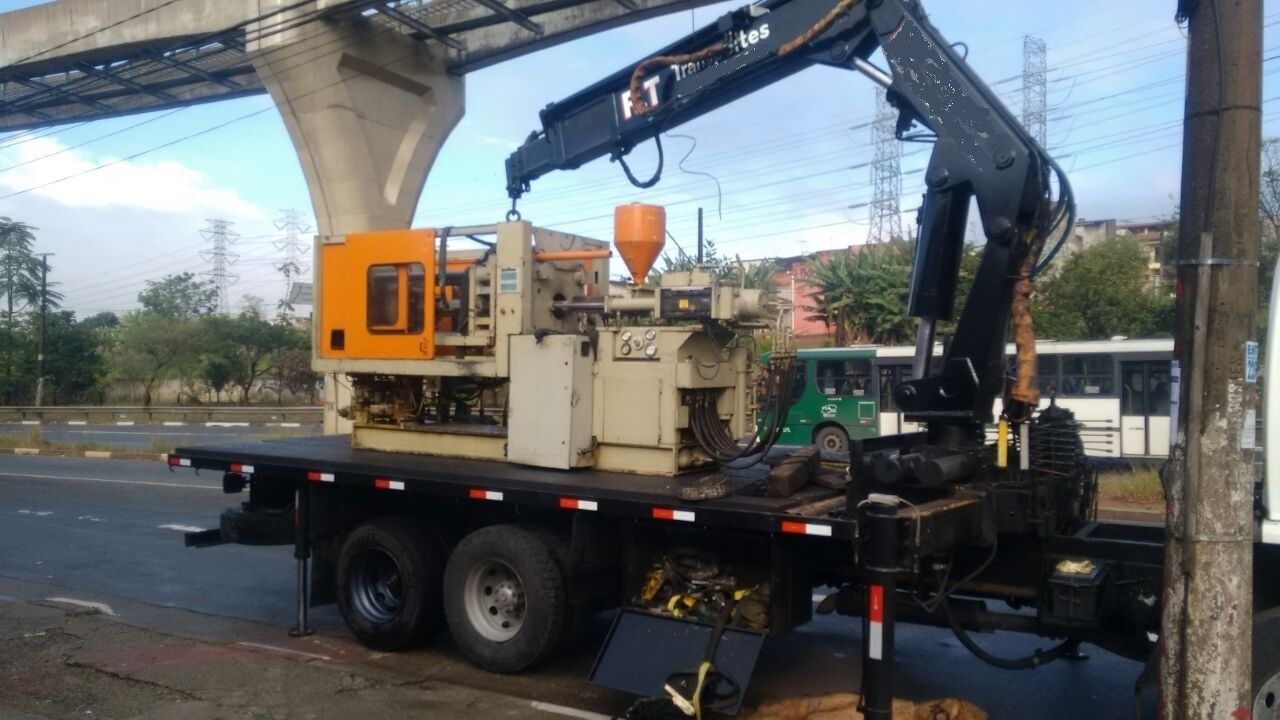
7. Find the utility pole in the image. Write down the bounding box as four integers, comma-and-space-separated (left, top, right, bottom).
1160, 0, 1262, 716
33, 253, 51, 407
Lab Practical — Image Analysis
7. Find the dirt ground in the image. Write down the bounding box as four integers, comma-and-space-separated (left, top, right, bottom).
0, 597, 571, 720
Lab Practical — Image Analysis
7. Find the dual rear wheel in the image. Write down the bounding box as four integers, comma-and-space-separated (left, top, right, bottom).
336, 519, 576, 673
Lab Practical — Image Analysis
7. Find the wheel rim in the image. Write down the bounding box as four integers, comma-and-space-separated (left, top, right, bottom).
351, 548, 405, 624
463, 558, 526, 642
1255, 669, 1280, 720
821, 432, 845, 452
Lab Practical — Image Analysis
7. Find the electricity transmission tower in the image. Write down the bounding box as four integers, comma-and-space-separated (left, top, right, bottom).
1022, 35, 1048, 147
273, 209, 311, 315
868, 88, 903, 244
199, 218, 240, 315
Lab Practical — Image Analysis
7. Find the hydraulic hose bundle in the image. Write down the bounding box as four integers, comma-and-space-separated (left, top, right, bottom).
689, 355, 796, 465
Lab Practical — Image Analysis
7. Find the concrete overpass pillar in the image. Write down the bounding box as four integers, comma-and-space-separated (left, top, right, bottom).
250, 12, 464, 236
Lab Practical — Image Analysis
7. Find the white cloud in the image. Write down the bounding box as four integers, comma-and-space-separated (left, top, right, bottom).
0, 138, 286, 316
0, 137, 267, 223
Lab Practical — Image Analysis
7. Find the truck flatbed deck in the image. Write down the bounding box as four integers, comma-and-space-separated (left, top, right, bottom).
169, 435, 855, 539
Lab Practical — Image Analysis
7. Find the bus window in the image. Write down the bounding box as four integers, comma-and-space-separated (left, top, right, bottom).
817, 359, 872, 397
879, 365, 912, 411
1121, 364, 1147, 415
1038, 355, 1059, 395
1148, 362, 1172, 415
1061, 355, 1115, 396
791, 362, 810, 404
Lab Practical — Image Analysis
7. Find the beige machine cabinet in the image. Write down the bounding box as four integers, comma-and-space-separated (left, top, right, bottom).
508, 334, 595, 470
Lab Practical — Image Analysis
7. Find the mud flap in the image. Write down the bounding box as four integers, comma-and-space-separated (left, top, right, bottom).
589, 609, 765, 715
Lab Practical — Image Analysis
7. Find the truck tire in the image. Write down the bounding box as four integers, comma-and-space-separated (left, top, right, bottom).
443, 524, 567, 673
1253, 608, 1280, 719
815, 426, 849, 454
336, 517, 446, 651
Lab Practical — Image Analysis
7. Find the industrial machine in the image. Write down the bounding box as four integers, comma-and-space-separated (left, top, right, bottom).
312, 207, 792, 475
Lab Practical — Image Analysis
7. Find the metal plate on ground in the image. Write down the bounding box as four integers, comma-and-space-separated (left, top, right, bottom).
589, 609, 765, 715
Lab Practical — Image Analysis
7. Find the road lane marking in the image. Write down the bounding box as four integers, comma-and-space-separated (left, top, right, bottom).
17, 509, 53, 516
67, 421, 86, 426
64, 430, 211, 436
115, 421, 135, 426
162, 421, 187, 426
20, 420, 39, 425
45, 597, 115, 616
0, 471, 219, 491
159, 524, 206, 533
207, 422, 250, 427
529, 702, 613, 720
235, 641, 331, 661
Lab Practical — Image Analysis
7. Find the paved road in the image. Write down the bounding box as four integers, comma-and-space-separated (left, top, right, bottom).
0, 455, 1155, 718
0, 423, 321, 451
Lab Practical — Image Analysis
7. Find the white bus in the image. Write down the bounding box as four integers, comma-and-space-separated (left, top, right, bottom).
873, 338, 1175, 460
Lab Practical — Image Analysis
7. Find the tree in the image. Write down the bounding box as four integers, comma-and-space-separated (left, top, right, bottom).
0, 219, 61, 403
275, 346, 319, 403
1031, 235, 1174, 340
81, 311, 120, 331
20, 311, 103, 404
203, 306, 307, 404
199, 356, 234, 403
111, 312, 201, 407
138, 272, 218, 320
806, 240, 916, 345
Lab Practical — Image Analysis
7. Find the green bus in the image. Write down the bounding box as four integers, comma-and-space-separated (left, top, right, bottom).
765, 347, 881, 453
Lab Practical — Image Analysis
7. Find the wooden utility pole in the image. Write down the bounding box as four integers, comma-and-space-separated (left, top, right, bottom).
34, 253, 50, 407
1160, 0, 1262, 716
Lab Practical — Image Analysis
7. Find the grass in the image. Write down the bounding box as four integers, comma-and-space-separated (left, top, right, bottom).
1098, 466, 1166, 505
0, 429, 119, 454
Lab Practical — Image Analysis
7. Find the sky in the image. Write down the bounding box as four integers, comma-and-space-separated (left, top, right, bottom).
0, 0, 1277, 317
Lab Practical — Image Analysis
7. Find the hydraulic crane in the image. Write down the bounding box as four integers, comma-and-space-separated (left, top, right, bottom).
506, 0, 1075, 440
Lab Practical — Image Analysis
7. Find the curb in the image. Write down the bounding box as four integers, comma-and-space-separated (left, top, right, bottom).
0, 447, 170, 462
1097, 504, 1163, 523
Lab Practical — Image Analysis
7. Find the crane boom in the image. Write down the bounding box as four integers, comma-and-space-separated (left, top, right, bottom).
505, 0, 1073, 430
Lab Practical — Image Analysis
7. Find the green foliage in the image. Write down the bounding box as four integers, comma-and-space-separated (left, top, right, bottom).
806, 240, 916, 346
110, 312, 203, 407
1031, 235, 1174, 340
138, 272, 218, 320
201, 307, 310, 404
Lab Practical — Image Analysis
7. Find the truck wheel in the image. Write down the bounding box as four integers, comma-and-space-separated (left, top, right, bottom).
1254, 608, 1280, 719
444, 525, 567, 673
336, 517, 445, 651
815, 426, 849, 454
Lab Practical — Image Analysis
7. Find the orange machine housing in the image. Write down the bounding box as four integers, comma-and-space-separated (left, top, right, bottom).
318, 228, 438, 361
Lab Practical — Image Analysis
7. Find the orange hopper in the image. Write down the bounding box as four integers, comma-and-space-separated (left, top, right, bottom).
614, 203, 666, 284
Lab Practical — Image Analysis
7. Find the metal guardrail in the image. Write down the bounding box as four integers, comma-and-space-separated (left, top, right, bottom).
0, 406, 323, 424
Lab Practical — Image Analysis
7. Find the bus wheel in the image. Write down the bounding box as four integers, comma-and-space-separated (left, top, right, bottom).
444, 524, 567, 673
336, 517, 446, 651
815, 426, 850, 454
1253, 608, 1280, 719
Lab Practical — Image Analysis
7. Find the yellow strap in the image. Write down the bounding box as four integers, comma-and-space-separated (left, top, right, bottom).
997, 418, 1009, 469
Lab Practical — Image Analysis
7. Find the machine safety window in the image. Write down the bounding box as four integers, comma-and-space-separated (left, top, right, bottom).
816, 359, 871, 397
367, 263, 426, 334
1060, 354, 1115, 397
